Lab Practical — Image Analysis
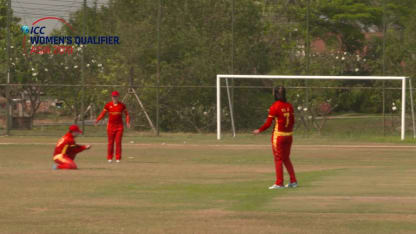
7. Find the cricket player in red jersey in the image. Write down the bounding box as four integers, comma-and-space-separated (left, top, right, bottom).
253, 86, 298, 189
53, 125, 91, 170
95, 91, 130, 163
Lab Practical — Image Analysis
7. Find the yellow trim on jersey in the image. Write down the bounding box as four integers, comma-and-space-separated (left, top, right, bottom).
53, 154, 69, 163
275, 131, 293, 136
272, 117, 279, 149
53, 154, 61, 161
272, 117, 293, 150
61, 144, 69, 155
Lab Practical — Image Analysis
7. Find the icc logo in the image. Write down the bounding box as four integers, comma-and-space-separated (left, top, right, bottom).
21, 25, 29, 34
21, 25, 46, 35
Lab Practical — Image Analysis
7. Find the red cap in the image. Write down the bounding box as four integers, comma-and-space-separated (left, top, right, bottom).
69, 125, 83, 134
111, 91, 120, 97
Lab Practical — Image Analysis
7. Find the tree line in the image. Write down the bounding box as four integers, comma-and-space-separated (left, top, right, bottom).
1, 0, 416, 132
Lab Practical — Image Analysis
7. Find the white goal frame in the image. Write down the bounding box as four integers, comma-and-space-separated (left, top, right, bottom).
216, 75, 408, 140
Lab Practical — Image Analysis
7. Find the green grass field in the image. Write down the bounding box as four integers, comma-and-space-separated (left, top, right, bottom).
1, 113, 412, 144
1, 134, 416, 234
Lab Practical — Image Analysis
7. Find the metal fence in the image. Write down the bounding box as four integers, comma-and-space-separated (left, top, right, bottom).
1, 81, 415, 139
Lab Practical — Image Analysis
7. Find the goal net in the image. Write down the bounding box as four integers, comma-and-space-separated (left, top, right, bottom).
216, 75, 409, 140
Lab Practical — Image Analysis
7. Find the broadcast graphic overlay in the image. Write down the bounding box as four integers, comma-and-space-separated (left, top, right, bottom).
21, 17, 120, 55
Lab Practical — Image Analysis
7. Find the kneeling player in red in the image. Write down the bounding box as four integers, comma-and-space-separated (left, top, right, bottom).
253, 86, 298, 189
52, 125, 91, 170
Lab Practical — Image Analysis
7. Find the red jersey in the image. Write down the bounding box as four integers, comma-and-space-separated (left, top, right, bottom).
53, 132, 86, 157
258, 101, 295, 135
96, 101, 130, 127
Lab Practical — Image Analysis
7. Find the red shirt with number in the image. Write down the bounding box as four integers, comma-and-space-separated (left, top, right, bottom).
96, 101, 130, 128
258, 100, 294, 135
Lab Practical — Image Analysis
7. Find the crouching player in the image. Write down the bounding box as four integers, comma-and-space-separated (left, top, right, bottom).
52, 125, 91, 170
253, 86, 298, 189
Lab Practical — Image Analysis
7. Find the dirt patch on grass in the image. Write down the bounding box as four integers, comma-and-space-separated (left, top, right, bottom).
187, 208, 233, 218
147, 209, 416, 234
278, 196, 416, 202
27, 207, 49, 214
150, 209, 303, 234
279, 212, 416, 221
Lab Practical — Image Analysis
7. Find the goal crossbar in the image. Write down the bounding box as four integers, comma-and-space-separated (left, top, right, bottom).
216, 74, 408, 140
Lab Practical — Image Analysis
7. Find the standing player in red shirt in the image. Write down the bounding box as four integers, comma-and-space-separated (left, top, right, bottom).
253, 86, 298, 189
52, 125, 91, 170
95, 91, 130, 163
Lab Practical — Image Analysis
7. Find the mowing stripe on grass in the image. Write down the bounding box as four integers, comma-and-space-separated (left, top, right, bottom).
86, 169, 344, 212
2, 142, 416, 149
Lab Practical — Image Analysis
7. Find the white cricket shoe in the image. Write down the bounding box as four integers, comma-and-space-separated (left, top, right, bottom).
116, 160, 120, 163
268, 184, 285, 190
285, 182, 298, 188
108, 160, 112, 163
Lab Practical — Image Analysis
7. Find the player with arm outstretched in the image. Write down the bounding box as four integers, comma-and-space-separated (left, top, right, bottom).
53, 125, 91, 170
95, 91, 130, 163
253, 86, 298, 189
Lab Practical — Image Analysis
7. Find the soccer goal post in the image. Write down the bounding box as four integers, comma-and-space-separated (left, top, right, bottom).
216, 75, 409, 140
